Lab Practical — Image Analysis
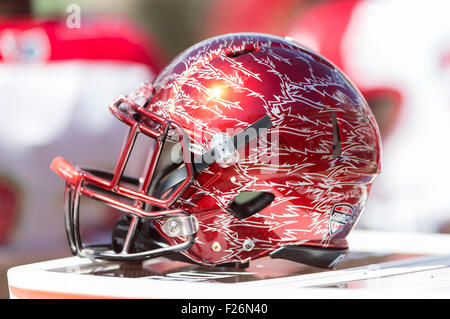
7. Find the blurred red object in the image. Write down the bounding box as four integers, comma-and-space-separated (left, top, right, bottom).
0, 15, 166, 249
285, 0, 450, 233
0, 16, 166, 72
0, 177, 19, 245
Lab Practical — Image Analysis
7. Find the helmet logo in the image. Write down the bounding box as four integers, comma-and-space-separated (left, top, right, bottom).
329, 204, 354, 235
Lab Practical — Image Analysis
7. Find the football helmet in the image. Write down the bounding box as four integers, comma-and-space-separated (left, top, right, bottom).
0, 176, 19, 245
51, 33, 381, 268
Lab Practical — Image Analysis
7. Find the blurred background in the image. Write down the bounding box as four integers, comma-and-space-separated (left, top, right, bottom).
0, 0, 449, 298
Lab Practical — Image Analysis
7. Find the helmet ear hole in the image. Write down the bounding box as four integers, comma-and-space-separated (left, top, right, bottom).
228, 191, 275, 220
331, 112, 342, 159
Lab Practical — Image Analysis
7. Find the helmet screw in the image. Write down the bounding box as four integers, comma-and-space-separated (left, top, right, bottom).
212, 242, 222, 252
166, 219, 181, 237
243, 239, 255, 251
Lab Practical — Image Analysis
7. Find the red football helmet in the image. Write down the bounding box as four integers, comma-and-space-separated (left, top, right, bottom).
51, 33, 381, 268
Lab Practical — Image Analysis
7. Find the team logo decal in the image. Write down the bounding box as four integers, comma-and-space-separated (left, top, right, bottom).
329, 204, 355, 235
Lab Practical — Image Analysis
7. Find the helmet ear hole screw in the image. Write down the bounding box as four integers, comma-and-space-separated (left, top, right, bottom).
243, 239, 255, 251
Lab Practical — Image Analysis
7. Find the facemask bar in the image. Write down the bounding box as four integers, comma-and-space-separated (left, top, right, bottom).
107, 95, 194, 208
55, 94, 197, 261
64, 179, 196, 261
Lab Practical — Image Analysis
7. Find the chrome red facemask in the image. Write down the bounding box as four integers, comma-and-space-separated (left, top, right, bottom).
51, 89, 197, 260
51, 86, 272, 261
